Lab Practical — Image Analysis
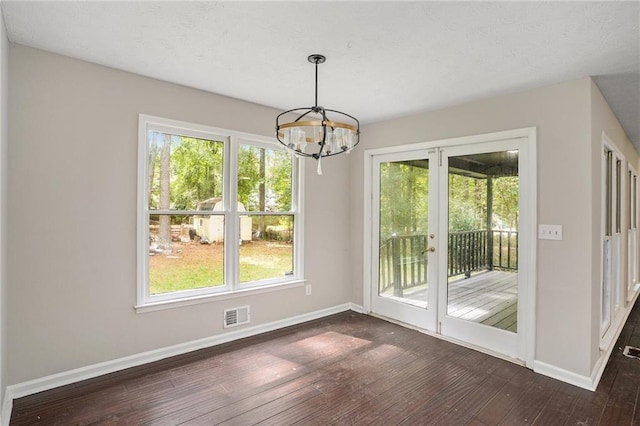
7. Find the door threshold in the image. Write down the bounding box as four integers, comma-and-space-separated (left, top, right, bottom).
368, 312, 526, 368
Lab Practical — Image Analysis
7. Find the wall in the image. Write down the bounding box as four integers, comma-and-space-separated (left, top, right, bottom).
351, 78, 600, 377
7, 44, 352, 385
589, 79, 639, 372
0, 10, 7, 416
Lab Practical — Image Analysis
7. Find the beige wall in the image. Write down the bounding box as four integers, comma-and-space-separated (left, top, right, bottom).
589, 79, 638, 371
351, 78, 603, 377
7, 44, 352, 384
0, 12, 7, 408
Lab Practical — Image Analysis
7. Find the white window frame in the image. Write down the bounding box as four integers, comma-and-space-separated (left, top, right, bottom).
601, 132, 625, 347
136, 115, 304, 312
628, 163, 639, 301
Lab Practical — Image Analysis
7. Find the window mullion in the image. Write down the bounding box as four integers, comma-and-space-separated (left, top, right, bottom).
226, 135, 239, 291
294, 155, 305, 279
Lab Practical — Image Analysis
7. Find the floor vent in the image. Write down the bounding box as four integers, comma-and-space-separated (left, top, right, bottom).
224, 306, 250, 328
623, 346, 640, 360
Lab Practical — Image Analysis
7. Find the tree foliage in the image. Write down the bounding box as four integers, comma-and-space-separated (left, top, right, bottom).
448, 174, 486, 232
148, 133, 224, 212
379, 158, 519, 243
379, 162, 429, 241
148, 132, 293, 234
237, 145, 292, 212
170, 136, 224, 210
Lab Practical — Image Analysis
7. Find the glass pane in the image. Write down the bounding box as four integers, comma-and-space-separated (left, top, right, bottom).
148, 131, 225, 211
446, 150, 519, 333
616, 160, 621, 233
239, 215, 294, 283
627, 171, 633, 229
378, 159, 429, 308
634, 176, 637, 228
238, 145, 292, 212
605, 151, 612, 236
148, 214, 224, 295
602, 238, 612, 330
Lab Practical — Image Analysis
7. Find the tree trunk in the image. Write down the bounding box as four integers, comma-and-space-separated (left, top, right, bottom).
147, 134, 159, 208
158, 134, 172, 251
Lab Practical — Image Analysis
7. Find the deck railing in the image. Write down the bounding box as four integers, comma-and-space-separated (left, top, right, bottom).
379, 230, 517, 296
379, 234, 428, 296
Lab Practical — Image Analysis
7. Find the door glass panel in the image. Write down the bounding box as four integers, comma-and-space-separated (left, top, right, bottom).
378, 159, 430, 308
446, 150, 519, 333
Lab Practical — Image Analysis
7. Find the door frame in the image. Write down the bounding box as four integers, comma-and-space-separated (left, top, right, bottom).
363, 127, 537, 367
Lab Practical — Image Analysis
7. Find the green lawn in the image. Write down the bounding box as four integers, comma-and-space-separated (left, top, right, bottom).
149, 241, 292, 295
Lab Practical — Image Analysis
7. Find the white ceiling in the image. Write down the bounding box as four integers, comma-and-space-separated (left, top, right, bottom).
2, 1, 639, 148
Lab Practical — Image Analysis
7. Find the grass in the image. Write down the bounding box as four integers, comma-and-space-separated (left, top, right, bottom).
149, 240, 292, 295
239, 241, 293, 283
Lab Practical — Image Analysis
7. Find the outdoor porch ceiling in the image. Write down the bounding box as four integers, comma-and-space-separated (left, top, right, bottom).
400, 151, 519, 179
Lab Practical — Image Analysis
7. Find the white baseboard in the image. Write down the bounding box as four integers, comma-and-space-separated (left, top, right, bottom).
1, 303, 359, 424
349, 302, 365, 313
590, 288, 640, 391
535, 289, 640, 393
533, 360, 594, 391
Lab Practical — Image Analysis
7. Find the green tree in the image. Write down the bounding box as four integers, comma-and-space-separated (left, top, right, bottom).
237, 146, 260, 208
267, 150, 293, 211
171, 136, 224, 210
379, 161, 429, 241
238, 145, 292, 212
492, 176, 519, 229
448, 174, 486, 232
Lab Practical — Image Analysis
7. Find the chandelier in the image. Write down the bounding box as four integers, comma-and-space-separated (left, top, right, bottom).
276, 54, 360, 174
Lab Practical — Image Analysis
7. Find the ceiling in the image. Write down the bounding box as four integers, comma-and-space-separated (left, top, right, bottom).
2, 1, 639, 149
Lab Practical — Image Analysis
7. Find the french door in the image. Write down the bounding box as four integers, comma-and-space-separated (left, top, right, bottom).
371, 149, 438, 330
370, 134, 533, 364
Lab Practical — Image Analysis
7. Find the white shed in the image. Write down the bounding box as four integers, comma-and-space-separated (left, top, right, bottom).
193, 197, 252, 243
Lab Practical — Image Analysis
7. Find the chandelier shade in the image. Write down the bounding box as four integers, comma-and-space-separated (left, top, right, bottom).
275, 54, 359, 173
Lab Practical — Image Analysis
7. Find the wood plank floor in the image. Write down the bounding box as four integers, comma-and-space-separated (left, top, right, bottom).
10, 298, 640, 425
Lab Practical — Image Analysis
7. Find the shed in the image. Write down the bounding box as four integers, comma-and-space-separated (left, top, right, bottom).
193, 197, 253, 243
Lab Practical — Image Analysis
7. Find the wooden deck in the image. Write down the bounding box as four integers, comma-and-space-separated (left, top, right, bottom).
448, 270, 518, 332
381, 270, 518, 332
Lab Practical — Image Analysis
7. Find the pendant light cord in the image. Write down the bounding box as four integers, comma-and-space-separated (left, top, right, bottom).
314, 58, 319, 108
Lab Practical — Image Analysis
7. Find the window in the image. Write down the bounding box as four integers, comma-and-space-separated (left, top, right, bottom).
602, 149, 612, 334
601, 135, 624, 343
629, 165, 639, 298
137, 115, 302, 309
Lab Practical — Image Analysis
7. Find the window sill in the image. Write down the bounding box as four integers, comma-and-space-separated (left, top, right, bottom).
135, 279, 306, 314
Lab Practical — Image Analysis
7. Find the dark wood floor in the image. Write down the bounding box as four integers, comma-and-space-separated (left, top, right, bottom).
10, 298, 640, 425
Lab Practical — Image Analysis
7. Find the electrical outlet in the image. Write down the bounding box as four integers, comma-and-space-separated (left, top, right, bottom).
305, 284, 312, 295
538, 224, 563, 240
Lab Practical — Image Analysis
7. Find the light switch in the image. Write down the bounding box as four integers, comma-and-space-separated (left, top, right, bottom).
538, 224, 563, 240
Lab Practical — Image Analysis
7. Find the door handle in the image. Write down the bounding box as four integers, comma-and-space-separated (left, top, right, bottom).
422, 246, 436, 254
